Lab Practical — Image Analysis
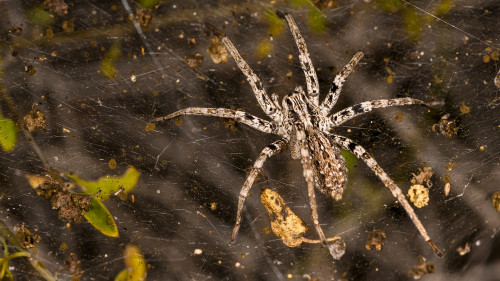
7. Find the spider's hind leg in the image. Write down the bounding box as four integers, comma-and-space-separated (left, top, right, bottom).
231, 139, 287, 242
330, 134, 443, 257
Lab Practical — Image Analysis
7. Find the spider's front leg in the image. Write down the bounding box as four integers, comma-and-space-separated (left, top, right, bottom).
330, 134, 443, 257
320, 52, 364, 115
282, 13, 320, 105
151, 107, 276, 134
327, 98, 443, 128
211, 28, 283, 124
231, 139, 287, 242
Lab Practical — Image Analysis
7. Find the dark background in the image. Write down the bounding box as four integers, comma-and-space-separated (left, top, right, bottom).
0, 0, 499, 280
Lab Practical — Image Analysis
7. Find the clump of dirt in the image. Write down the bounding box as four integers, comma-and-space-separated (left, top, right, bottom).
365, 229, 386, 251
15, 224, 41, 249
34, 178, 90, 223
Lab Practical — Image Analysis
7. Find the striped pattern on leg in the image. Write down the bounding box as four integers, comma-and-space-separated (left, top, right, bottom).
330, 134, 443, 257
320, 52, 364, 115
231, 139, 287, 242
284, 14, 320, 105
151, 107, 276, 134
214, 30, 283, 123
328, 97, 428, 127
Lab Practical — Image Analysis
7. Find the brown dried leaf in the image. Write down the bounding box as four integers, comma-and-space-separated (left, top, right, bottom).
260, 189, 308, 247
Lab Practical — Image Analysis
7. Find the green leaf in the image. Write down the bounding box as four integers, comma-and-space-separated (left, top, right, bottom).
138, 0, 159, 9
265, 11, 285, 36
84, 197, 118, 237
26, 6, 54, 27
307, 9, 328, 33
100, 40, 122, 79
377, 0, 403, 13
403, 7, 423, 41
255, 38, 273, 59
67, 167, 140, 200
433, 0, 455, 16
340, 148, 358, 178
0, 117, 18, 152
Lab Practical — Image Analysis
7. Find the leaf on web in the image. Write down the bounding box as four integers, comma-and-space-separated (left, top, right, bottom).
84, 197, 118, 237
0, 117, 18, 152
67, 167, 140, 200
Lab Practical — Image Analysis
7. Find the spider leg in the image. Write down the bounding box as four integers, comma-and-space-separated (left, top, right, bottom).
320, 52, 364, 115
232, 139, 287, 242
151, 107, 277, 134
329, 134, 443, 257
283, 14, 320, 105
213, 30, 283, 124
296, 125, 345, 259
295, 125, 327, 242
327, 97, 443, 128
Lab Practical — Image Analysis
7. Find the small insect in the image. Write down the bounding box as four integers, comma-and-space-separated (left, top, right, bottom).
152, 13, 443, 259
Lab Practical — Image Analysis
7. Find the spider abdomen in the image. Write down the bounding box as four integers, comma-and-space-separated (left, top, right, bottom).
308, 131, 347, 200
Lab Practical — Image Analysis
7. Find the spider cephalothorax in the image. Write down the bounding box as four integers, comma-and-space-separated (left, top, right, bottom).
153, 13, 443, 259
283, 87, 347, 200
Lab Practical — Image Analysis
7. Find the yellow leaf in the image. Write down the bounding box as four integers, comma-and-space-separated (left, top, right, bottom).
114, 269, 128, 281
124, 245, 146, 281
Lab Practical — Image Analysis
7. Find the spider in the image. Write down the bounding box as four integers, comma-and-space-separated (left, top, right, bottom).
152, 13, 443, 259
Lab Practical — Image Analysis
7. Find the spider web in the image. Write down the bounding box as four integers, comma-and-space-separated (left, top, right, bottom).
0, 0, 499, 280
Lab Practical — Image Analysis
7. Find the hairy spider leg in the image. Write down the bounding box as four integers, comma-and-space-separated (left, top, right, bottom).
283, 13, 320, 105
151, 107, 275, 134
295, 124, 328, 242
330, 134, 443, 257
320, 52, 364, 115
214, 30, 283, 124
328, 97, 427, 127
231, 139, 288, 242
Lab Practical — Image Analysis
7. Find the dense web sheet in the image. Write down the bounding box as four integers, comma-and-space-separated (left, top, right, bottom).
0, 1, 499, 280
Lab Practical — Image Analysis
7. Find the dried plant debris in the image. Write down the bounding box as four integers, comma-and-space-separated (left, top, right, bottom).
495, 69, 500, 88
260, 189, 308, 247
24, 64, 36, 76
260, 189, 343, 254
432, 114, 459, 137
408, 185, 429, 208
365, 229, 386, 251
409, 256, 436, 279
493, 191, 500, 212
444, 182, 451, 197
15, 224, 41, 249
411, 166, 434, 188
443, 174, 451, 197
444, 162, 456, 171
207, 37, 229, 64
408, 166, 434, 208
135, 7, 152, 27
23, 104, 47, 132
26, 174, 90, 223
456, 242, 471, 256
43, 0, 68, 15
184, 53, 204, 70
